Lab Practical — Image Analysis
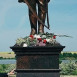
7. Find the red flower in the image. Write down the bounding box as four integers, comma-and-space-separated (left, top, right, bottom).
43, 39, 47, 43
37, 38, 42, 41
29, 35, 34, 39
53, 35, 56, 39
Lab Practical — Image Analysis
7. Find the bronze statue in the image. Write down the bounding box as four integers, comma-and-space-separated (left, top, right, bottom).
18, 0, 50, 35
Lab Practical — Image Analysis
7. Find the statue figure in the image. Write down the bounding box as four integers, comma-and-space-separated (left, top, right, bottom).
18, 0, 50, 35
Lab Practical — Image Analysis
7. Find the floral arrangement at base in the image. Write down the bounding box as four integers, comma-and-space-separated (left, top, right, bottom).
14, 32, 61, 47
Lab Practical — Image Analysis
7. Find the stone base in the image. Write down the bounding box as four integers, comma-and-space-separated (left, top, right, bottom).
10, 46, 65, 77
16, 69, 60, 77
0, 73, 8, 77
17, 72, 59, 77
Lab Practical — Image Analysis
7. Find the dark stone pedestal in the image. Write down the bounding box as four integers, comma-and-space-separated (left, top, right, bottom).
0, 73, 8, 77
10, 46, 65, 77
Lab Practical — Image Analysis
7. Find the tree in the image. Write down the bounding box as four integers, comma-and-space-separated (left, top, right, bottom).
60, 61, 77, 75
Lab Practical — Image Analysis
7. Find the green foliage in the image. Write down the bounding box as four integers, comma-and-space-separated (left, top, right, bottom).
8, 52, 11, 54
0, 57, 15, 60
59, 52, 77, 60
16, 37, 37, 46
60, 61, 77, 75
0, 57, 3, 59
0, 65, 4, 73
9, 75, 16, 77
5, 64, 16, 73
15, 33, 59, 47
16, 38, 26, 46
0, 64, 9, 73
0, 64, 16, 73
59, 59, 62, 64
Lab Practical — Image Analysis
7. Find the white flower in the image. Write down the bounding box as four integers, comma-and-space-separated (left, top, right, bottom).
34, 34, 37, 38
23, 43, 28, 47
41, 35, 46, 38
46, 39, 51, 42
50, 38, 53, 41
34, 34, 41, 39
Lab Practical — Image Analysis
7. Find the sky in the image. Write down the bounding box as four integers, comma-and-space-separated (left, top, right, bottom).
0, 0, 77, 52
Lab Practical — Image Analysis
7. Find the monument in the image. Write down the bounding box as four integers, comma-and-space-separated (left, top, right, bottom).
10, 0, 65, 77
18, 0, 50, 35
